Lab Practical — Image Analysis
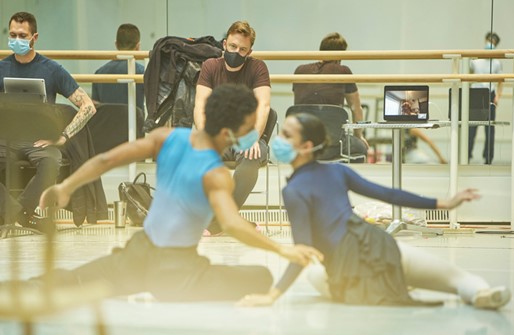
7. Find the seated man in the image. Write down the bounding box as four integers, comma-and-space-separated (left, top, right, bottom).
0, 12, 97, 232
293, 32, 368, 161
194, 21, 271, 234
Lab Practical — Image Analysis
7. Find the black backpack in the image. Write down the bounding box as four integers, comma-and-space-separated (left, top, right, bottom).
118, 173, 154, 226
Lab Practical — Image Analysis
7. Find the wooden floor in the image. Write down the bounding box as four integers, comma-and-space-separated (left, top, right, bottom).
0, 224, 512, 335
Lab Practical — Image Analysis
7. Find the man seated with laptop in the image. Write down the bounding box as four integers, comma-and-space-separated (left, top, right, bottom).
0, 12, 97, 232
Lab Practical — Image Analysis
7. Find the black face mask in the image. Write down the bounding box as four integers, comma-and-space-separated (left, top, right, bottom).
224, 50, 246, 68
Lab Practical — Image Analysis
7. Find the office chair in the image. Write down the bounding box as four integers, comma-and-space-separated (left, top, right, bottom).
224, 108, 282, 233
88, 103, 144, 154
285, 104, 367, 163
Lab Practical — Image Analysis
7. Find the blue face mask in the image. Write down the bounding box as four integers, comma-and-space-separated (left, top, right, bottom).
271, 136, 298, 163
485, 42, 495, 50
271, 136, 325, 164
8, 38, 32, 55
230, 129, 259, 151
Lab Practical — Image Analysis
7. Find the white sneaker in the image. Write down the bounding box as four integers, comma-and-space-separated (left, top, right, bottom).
473, 286, 511, 309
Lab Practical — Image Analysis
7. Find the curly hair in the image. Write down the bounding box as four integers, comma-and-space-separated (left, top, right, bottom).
204, 84, 257, 136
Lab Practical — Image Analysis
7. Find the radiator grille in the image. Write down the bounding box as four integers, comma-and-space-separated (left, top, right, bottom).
425, 209, 450, 222
38, 208, 291, 225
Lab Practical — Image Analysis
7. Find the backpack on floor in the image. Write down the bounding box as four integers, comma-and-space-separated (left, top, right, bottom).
118, 172, 154, 226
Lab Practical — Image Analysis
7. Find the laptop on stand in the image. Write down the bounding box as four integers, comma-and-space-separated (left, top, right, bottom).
382, 85, 430, 123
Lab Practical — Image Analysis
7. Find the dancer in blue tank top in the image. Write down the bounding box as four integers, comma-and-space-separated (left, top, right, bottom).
239, 113, 510, 309
35, 84, 322, 301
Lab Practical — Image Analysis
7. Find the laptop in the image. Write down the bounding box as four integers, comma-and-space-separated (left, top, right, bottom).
383, 85, 429, 122
3, 77, 47, 103
448, 88, 491, 121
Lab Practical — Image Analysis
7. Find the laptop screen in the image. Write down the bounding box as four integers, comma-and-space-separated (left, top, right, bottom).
384, 85, 429, 122
3, 77, 47, 103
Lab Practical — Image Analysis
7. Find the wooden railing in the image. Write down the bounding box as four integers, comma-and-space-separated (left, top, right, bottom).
2, 49, 513, 84
1, 49, 513, 228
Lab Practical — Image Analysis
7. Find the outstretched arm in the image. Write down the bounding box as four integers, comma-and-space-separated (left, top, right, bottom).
39, 127, 172, 209
205, 168, 322, 265
436, 188, 480, 209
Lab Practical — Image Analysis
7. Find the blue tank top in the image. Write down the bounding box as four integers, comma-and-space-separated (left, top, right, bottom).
144, 128, 224, 247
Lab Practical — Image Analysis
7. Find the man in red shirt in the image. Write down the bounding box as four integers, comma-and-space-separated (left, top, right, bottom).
194, 21, 271, 234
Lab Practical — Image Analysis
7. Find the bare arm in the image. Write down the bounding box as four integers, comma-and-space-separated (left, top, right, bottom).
204, 167, 322, 264
409, 128, 447, 164
64, 87, 97, 139
33, 87, 97, 148
253, 86, 271, 137
344, 91, 366, 143
243, 86, 271, 160
39, 127, 172, 209
193, 85, 212, 130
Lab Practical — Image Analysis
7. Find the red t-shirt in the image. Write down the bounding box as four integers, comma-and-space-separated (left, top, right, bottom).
197, 57, 270, 90
293, 61, 358, 105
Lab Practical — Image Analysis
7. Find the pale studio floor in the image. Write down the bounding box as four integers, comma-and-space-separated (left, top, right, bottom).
0, 224, 513, 335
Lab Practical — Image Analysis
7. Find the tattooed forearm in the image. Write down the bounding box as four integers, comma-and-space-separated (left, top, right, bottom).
64, 104, 95, 138
70, 87, 87, 107
64, 88, 96, 139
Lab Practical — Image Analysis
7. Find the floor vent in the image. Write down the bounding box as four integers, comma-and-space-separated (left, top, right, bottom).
425, 209, 450, 223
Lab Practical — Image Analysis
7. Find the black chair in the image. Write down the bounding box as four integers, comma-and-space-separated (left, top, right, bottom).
285, 104, 367, 163
88, 103, 144, 154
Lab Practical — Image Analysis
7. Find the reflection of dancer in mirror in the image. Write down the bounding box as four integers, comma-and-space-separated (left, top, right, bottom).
239, 113, 510, 309
403, 129, 447, 164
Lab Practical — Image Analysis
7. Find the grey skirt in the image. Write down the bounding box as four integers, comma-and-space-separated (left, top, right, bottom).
327, 214, 439, 306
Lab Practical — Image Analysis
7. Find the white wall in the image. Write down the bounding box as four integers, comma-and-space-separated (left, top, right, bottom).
1, 0, 512, 221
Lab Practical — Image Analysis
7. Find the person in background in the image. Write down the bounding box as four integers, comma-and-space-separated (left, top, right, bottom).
469, 31, 503, 164
293, 32, 368, 159
92, 23, 144, 111
194, 21, 271, 235
0, 12, 96, 232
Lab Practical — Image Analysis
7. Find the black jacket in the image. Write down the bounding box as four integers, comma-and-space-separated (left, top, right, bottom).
59, 105, 108, 226
144, 36, 222, 128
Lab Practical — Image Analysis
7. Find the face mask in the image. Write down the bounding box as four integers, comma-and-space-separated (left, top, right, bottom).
8, 37, 32, 55
271, 136, 298, 164
224, 50, 246, 68
271, 136, 325, 164
485, 42, 495, 50
230, 129, 259, 151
